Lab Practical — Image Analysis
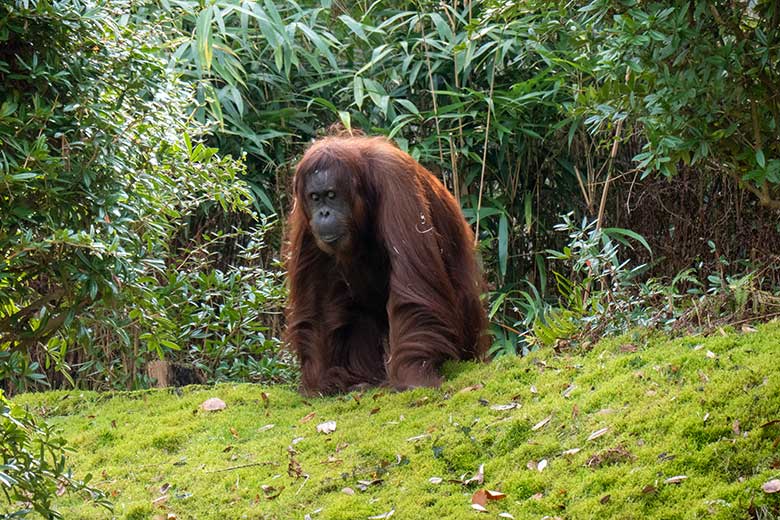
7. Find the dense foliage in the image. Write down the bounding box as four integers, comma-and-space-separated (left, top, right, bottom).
2, 0, 779, 387
0, 391, 109, 518
0, 0, 290, 392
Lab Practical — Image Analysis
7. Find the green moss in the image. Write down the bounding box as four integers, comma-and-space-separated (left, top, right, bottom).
10, 322, 780, 519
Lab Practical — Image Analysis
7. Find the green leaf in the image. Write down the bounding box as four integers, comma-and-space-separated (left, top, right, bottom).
196, 6, 214, 72
489, 292, 507, 319
523, 193, 533, 233
353, 76, 365, 109
498, 213, 508, 279
159, 340, 181, 351
339, 15, 369, 43
10, 172, 39, 181
395, 99, 419, 116
756, 148, 766, 168
338, 111, 352, 134
602, 227, 652, 255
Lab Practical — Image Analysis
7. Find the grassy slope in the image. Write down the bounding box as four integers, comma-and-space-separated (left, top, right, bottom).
10, 323, 780, 520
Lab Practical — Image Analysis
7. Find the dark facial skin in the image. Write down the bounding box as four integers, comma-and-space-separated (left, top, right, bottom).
305, 169, 352, 254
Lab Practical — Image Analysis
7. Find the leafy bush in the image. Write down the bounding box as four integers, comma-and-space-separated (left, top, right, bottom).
129, 219, 294, 386
489, 214, 653, 354
0, 391, 109, 519
492, 214, 780, 353
0, 0, 281, 390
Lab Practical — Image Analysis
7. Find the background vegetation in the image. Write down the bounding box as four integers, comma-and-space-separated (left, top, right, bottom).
2, 0, 780, 517
4, 0, 779, 392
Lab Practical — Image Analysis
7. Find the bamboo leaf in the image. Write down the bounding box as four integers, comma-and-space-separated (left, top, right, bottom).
602, 228, 652, 254
196, 6, 214, 72
339, 14, 369, 43
353, 76, 365, 109
498, 213, 509, 279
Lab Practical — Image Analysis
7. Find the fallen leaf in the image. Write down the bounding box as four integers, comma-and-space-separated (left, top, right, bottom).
258, 424, 275, 432
230, 427, 239, 439
357, 479, 383, 491
562, 448, 581, 456
620, 343, 638, 353
742, 325, 757, 333
526, 460, 537, 471
706, 350, 717, 359
641, 485, 657, 494
762, 479, 780, 493
530, 385, 538, 394
152, 495, 168, 506
458, 383, 484, 394
316, 421, 337, 434
370, 407, 380, 415
261, 392, 270, 408
664, 475, 687, 484
406, 433, 431, 442
472, 489, 488, 507
470, 504, 488, 513
587, 427, 609, 441
287, 446, 303, 479
260, 484, 283, 500
490, 403, 519, 411
703, 413, 710, 423
464, 464, 485, 486
367, 509, 395, 519
562, 384, 576, 398
537, 459, 548, 472
159, 483, 170, 494
531, 492, 544, 500
600, 494, 610, 504
732, 419, 740, 435
341, 487, 355, 495
429, 477, 443, 484
300, 412, 316, 424
586, 445, 634, 467
412, 396, 429, 407
498, 513, 515, 519
291, 436, 304, 445
532, 415, 552, 431
199, 397, 226, 412
485, 490, 507, 500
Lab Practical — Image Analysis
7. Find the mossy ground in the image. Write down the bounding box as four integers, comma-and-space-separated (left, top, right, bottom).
10, 323, 780, 519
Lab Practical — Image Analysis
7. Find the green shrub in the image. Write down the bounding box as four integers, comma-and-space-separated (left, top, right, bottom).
0, 391, 109, 518
0, 0, 280, 390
